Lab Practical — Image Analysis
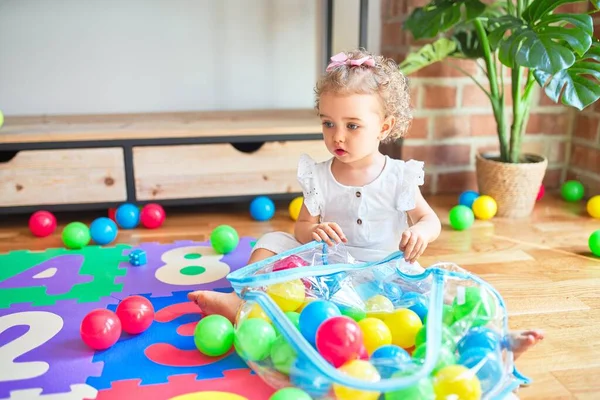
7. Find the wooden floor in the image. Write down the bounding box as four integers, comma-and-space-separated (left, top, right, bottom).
1, 194, 599, 399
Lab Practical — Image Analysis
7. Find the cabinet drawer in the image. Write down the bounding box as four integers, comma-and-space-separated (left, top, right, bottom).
133, 141, 331, 200
0, 148, 127, 206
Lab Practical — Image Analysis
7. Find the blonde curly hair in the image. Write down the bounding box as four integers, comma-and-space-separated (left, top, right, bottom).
314, 49, 412, 142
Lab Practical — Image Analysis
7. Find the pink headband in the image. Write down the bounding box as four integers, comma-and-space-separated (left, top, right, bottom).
326, 52, 375, 72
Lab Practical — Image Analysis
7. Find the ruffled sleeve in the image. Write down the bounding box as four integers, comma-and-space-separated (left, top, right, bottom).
396, 159, 425, 211
297, 154, 323, 216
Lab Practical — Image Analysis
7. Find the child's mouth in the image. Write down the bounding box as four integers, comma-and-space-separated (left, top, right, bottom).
335, 149, 347, 156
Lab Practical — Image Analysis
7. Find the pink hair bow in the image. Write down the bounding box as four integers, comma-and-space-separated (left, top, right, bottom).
326, 52, 375, 72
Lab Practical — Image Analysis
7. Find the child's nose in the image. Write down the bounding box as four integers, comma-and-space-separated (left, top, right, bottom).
333, 129, 345, 143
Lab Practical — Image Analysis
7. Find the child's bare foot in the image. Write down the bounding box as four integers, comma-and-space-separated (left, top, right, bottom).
507, 330, 544, 360
187, 290, 242, 323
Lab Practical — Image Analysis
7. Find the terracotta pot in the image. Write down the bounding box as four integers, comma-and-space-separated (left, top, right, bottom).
475, 152, 548, 218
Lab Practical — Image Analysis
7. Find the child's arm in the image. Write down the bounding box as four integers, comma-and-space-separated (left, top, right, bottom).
401, 190, 442, 263
294, 203, 347, 247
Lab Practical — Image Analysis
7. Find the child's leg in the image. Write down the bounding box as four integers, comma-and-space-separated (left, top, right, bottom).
187, 248, 276, 323
507, 330, 545, 359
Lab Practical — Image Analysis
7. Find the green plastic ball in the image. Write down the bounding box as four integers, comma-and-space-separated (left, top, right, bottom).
270, 387, 312, 400
61, 222, 91, 249
0, 110, 4, 129
234, 318, 276, 361
414, 324, 455, 349
452, 286, 496, 327
210, 225, 239, 254
589, 230, 600, 256
193, 315, 234, 357
270, 335, 297, 375
423, 304, 454, 326
412, 342, 457, 375
274, 311, 301, 337
341, 306, 367, 322
449, 205, 475, 231
561, 180, 585, 202
385, 369, 434, 400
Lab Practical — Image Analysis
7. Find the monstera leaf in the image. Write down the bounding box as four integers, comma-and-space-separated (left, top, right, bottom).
533, 41, 600, 110
403, 0, 486, 40
398, 38, 458, 75
490, 0, 593, 73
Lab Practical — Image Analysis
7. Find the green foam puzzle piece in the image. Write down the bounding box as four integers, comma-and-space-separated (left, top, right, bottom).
0, 244, 130, 308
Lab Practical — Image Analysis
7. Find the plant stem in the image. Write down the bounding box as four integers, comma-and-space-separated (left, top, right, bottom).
474, 18, 508, 160
506, 0, 515, 16
515, 70, 536, 159
517, 0, 524, 16
510, 66, 523, 163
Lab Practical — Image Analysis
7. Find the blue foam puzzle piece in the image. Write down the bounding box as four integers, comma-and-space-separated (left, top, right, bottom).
86, 290, 247, 389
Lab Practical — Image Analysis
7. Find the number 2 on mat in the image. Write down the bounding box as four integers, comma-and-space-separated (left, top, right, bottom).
0, 311, 63, 382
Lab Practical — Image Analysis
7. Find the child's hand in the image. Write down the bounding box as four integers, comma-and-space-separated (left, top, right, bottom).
399, 228, 428, 263
312, 222, 348, 247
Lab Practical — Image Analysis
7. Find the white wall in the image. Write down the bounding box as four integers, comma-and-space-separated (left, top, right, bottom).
0, 0, 380, 117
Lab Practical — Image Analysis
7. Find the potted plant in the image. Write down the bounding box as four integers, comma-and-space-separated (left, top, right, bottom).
399, 0, 600, 218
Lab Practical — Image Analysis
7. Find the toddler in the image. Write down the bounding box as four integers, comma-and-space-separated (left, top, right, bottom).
189, 49, 543, 360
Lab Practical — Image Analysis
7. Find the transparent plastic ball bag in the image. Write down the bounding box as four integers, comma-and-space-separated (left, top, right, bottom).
226, 241, 529, 400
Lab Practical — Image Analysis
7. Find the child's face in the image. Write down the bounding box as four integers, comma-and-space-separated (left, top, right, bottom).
318, 92, 393, 164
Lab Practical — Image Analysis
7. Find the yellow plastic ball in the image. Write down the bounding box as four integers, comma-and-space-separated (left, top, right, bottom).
0, 110, 4, 129
587, 195, 600, 219
246, 303, 271, 323
365, 295, 394, 319
333, 360, 381, 400
472, 195, 497, 220
383, 308, 423, 349
358, 317, 392, 355
433, 365, 482, 400
288, 196, 303, 221
266, 279, 305, 312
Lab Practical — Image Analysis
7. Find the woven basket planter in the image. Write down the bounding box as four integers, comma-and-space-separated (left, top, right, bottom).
475, 152, 548, 218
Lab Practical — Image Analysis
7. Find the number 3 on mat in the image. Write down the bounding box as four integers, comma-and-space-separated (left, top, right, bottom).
155, 246, 230, 286
0, 311, 63, 382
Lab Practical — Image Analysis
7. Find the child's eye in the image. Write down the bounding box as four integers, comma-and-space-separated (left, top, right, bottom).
347, 123, 359, 130
322, 121, 334, 128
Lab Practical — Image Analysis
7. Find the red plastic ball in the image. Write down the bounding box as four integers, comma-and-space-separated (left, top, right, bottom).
536, 184, 545, 201
115, 295, 155, 334
140, 204, 165, 229
315, 316, 363, 367
273, 255, 308, 271
358, 343, 369, 360
108, 208, 117, 222
28, 210, 57, 238
80, 309, 122, 350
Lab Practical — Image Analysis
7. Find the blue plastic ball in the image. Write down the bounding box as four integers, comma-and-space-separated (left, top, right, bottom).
401, 292, 428, 322
459, 190, 480, 208
370, 344, 412, 378
289, 356, 332, 397
457, 326, 502, 356
90, 217, 118, 245
249, 196, 275, 221
115, 203, 140, 229
458, 347, 503, 394
298, 300, 341, 346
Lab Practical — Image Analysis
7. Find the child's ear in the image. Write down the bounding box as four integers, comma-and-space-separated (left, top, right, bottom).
379, 116, 396, 140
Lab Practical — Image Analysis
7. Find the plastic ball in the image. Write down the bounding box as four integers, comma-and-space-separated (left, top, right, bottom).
316, 316, 363, 367
250, 196, 275, 221
358, 343, 369, 360
299, 300, 341, 345
412, 342, 457, 375
0, 109, 4, 129
269, 387, 312, 400
587, 195, 600, 219
108, 207, 117, 222
589, 230, 600, 257
210, 225, 239, 254
266, 279, 306, 312
459, 348, 503, 394
423, 303, 455, 326
234, 318, 276, 361
290, 356, 332, 397
62, 222, 91, 249
561, 180, 585, 202
370, 345, 412, 378
456, 326, 502, 356
385, 369, 434, 400
433, 364, 482, 400
414, 324, 454, 349
115, 203, 140, 229
453, 286, 497, 327
114, 295, 154, 335
28, 210, 57, 237
458, 190, 479, 208
333, 359, 381, 400
472, 195, 497, 220
401, 292, 428, 322
140, 203, 166, 229
365, 295, 394, 319
273, 255, 308, 271
340, 306, 367, 322
80, 308, 122, 350
383, 308, 423, 349
246, 303, 271, 323
536, 184, 545, 201
270, 336, 298, 375
193, 314, 233, 357
288, 196, 304, 221
358, 317, 392, 355
449, 205, 475, 231
90, 217, 118, 245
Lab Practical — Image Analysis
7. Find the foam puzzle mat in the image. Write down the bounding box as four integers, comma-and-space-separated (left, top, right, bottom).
0, 237, 277, 399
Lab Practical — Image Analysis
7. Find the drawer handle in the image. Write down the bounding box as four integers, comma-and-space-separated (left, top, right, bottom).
230, 142, 265, 154
0, 151, 19, 164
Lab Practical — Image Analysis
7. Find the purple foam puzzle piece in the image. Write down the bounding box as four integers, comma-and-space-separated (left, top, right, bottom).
0, 255, 92, 295
114, 237, 254, 298
0, 299, 109, 397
